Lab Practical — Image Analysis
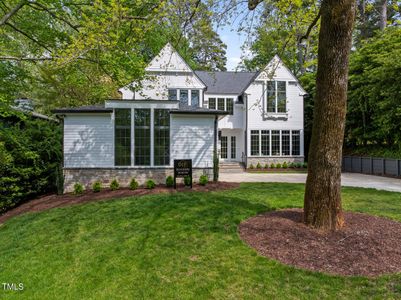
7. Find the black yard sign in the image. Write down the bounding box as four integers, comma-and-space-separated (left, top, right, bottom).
174, 159, 192, 188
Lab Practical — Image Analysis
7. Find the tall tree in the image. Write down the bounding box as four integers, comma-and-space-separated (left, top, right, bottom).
249, 0, 357, 230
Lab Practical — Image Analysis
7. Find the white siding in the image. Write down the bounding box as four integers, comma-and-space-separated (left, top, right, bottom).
64, 114, 113, 168
205, 94, 245, 129
171, 115, 215, 168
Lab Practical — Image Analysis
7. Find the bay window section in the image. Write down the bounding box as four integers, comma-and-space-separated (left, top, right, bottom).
250, 130, 260, 156
271, 130, 280, 155
154, 109, 170, 166
292, 130, 300, 155
168, 89, 177, 101
282, 130, 290, 155
191, 90, 199, 107
114, 109, 131, 166
218, 98, 225, 111
261, 130, 270, 155
134, 109, 151, 166
226, 98, 234, 115
208, 98, 216, 109
179, 89, 189, 105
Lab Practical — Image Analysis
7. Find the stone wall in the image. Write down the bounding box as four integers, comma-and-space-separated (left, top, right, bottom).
246, 157, 304, 168
63, 168, 213, 193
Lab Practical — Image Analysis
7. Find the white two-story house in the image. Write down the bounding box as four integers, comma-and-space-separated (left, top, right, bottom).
54, 43, 306, 192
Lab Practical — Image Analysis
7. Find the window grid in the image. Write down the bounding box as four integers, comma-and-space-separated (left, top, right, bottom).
266, 81, 275, 112
226, 98, 234, 115
261, 130, 270, 156
277, 81, 287, 113
180, 89, 189, 105
115, 109, 131, 166
209, 98, 216, 109
191, 90, 199, 107
231, 136, 236, 159
168, 89, 177, 101
292, 131, 300, 155
134, 109, 151, 166
250, 130, 260, 156
154, 109, 170, 166
266, 81, 286, 113
218, 98, 225, 111
271, 130, 280, 156
282, 130, 290, 155
221, 136, 228, 159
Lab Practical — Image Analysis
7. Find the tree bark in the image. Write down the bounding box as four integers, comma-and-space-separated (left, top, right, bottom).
303, 0, 356, 230
379, 0, 387, 30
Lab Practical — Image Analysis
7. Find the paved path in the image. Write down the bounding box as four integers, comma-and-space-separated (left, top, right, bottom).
219, 172, 401, 193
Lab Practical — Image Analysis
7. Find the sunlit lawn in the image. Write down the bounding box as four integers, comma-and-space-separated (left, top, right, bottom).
1, 183, 401, 299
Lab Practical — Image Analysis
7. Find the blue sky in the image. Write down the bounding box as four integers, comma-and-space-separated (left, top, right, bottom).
217, 26, 247, 71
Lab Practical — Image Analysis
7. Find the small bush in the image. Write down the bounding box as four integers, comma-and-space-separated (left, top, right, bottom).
282, 162, 288, 169
303, 162, 308, 168
249, 164, 254, 169
199, 175, 208, 186
256, 162, 262, 169
184, 176, 192, 186
270, 163, 275, 169
166, 176, 174, 187
74, 183, 84, 195
92, 181, 101, 193
129, 178, 138, 190
295, 162, 302, 168
264, 163, 269, 169
289, 162, 296, 168
110, 179, 119, 191
146, 179, 156, 189
276, 163, 282, 169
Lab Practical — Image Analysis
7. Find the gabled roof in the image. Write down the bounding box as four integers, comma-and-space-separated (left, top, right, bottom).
146, 43, 193, 73
194, 71, 257, 95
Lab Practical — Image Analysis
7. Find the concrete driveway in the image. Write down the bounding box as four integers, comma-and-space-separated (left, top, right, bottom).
219, 172, 401, 193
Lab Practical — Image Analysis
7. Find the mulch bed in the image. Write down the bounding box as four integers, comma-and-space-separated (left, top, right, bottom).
0, 182, 239, 224
239, 208, 401, 277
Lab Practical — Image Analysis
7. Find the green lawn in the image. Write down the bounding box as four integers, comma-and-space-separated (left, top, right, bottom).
1, 183, 401, 299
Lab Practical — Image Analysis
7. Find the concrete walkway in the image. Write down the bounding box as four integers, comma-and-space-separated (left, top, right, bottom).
219, 172, 401, 193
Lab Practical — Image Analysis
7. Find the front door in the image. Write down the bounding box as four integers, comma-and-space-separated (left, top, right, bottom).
220, 135, 237, 161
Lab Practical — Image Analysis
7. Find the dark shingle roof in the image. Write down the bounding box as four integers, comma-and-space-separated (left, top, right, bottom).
52, 104, 112, 114
170, 103, 228, 115
194, 71, 257, 95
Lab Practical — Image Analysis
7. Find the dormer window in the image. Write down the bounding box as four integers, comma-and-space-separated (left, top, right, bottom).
266, 81, 286, 113
168, 89, 199, 107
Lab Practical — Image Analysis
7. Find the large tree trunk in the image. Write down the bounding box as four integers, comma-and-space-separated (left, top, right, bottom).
379, 0, 387, 30
303, 0, 356, 230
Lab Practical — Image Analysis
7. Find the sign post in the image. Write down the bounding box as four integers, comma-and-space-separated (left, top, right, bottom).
174, 159, 192, 189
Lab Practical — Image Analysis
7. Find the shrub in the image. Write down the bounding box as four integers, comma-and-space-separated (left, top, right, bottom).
249, 164, 254, 169
289, 162, 296, 168
264, 163, 269, 169
276, 163, 282, 169
199, 175, 208, 186
282, 162, 288, 169
184, 176, 192, 186
270, 163, 275, 168
295, 162, 302, 168
303, 162, 308, 168
110, 179, 119, 191
166, 176, 174, 187
256, 162, 262, 169
92, 181, 101, 193
74, 183, 84, 195
129, 178, 138, 190
146, 179, 156, 189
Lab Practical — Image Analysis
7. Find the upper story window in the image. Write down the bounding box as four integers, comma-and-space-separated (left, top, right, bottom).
266, 81, 287, 113
208, 97, 234, 115
168, 89, 200, 107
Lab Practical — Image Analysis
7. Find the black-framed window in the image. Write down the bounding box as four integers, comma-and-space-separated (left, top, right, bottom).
191, 90, 199, 107
115, 109, 131, 166
282, 130, 290, 155
231, 136, 236, 159
251, 130, 259, 156
277, 81, 286, 112
292, 130, 300, 155
168, 89, 177, 101
154, 109, 170, 166
209, 98, 216, 109
134, 109, 151, 166
226, 98, 234, 115
261, 130, 270, 156
271, 130, 280, 155
218, 98, 225, 111
266, 81, 286, 113
266, 81, 275, 112
179, 89, 189, 105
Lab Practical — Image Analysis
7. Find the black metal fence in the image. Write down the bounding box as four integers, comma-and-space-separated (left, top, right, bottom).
342, 156, 401, 177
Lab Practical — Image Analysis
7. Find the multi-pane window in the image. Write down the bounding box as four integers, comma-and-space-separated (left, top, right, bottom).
191, 90, 199, 107
180, 89, 189, 105
266, 81, 286, 113
226, 98, 234, 115
168, 89, 177, 101
154, 109, 170, 166
218, 98, 225, 111
209, 98, 216, 109
251, 130, 260, 156
271, 130, 280, 156
221, 136, 228, 159
261, 130, 270, 156
115, 109, 131, 166
231, 136, 236, 159
134, 109, 151, 166
282, 130, 290, 155
292, 130, 300, 155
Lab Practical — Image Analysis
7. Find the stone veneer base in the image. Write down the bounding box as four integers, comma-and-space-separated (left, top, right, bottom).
64, 168, 213, 193
246, 157, 304, 168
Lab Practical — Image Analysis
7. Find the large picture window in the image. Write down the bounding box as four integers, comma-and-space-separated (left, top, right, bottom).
154, 109, 170, 166
115, 109, 131, 166
250, 129, 301, 157
134, 109, 151, 166
266, 81, 286, 113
